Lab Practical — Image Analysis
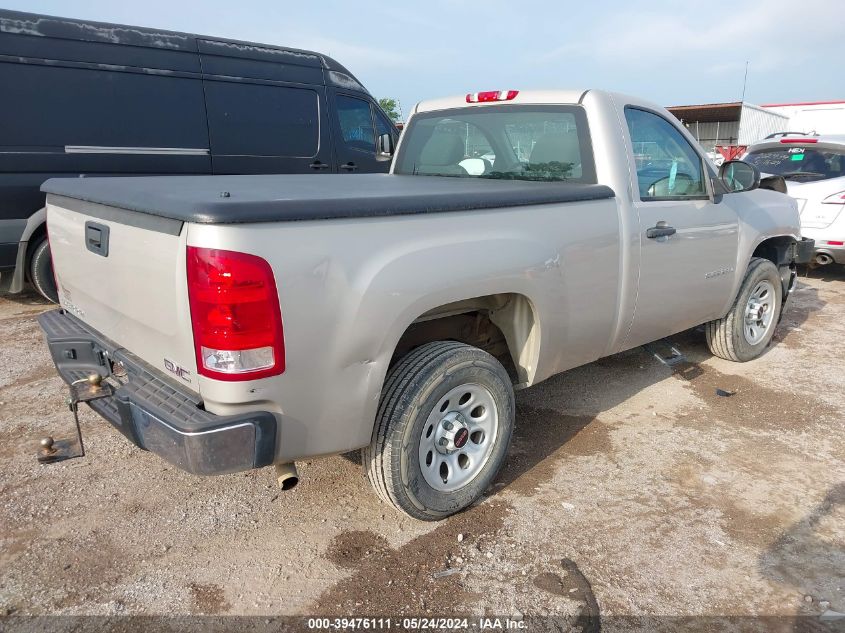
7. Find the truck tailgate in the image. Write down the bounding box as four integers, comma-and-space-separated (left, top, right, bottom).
47, 195, 200, 394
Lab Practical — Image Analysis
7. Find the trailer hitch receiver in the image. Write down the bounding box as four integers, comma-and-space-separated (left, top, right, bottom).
37, 373, 113, 464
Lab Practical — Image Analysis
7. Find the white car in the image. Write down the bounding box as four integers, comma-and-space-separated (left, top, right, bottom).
743, 134, 845, 266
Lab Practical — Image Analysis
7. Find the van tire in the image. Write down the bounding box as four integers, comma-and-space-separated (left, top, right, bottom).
705, 257, 782, 362
363, 341, 514, 521
29, 237, 58, 303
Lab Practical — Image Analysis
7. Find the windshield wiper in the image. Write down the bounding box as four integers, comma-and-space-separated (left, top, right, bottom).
779, 171, 825, 180
479, 172, 568, 182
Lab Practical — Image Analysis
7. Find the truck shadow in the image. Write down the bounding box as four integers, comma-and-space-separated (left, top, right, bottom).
773, 282, 827, 348
0, 287, 52, 307
668, 281, 825, 365
494, 273, 826, 496
799, 263, 845, 284
496, 344, 676, 493
758, 483, 845, 614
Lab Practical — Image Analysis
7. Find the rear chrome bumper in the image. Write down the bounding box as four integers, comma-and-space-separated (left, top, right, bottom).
37, 309, 276, 475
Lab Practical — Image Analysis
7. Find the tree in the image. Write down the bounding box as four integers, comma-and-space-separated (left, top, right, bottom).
378, 98, 401, 122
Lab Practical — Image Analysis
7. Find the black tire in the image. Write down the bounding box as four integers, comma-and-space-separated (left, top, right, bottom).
705, 257, 783, 362
29, 237, 58, 303
363, 341, 515, 521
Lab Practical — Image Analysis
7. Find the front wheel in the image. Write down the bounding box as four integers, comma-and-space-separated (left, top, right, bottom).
706, 257, 783, 362
364, 341, 515, 520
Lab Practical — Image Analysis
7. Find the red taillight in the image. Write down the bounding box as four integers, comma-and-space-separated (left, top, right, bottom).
186, 246, 284, 381
780, 138, 818, 143
466, 90, 519, 103
824, 240, 844, 246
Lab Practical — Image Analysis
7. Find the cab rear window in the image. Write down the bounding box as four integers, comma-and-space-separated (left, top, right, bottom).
394, 105, 596, 183
744, 146, 845, 181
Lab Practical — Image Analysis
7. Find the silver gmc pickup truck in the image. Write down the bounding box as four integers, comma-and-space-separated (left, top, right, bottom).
38, 89, 813, 520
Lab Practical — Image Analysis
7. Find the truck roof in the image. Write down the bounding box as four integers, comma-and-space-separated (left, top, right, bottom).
414, 89, 591, 114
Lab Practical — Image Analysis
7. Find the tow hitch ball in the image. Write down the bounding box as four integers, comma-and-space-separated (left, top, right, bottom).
37, 373, 113, 465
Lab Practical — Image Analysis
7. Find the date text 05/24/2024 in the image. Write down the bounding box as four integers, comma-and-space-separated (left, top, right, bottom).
306, 617, 527, 630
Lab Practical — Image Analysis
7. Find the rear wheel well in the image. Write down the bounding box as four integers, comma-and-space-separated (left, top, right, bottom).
391, 293, 539, 386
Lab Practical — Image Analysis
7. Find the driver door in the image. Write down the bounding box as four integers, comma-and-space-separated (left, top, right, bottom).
329, 91, 396, 173
623, 106, 739, 349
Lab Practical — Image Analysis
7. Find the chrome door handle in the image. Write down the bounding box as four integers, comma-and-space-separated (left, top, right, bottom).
646, 224, 677, 239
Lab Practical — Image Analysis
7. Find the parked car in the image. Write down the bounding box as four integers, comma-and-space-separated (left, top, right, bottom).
742, 134, 845, 266
0, 9, 399, 303
38, 89, 812, 520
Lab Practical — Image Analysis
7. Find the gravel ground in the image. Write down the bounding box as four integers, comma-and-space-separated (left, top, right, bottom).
1, 267, 843, 628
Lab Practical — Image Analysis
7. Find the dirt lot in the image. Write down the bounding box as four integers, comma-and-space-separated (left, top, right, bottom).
1, 267, 844, 627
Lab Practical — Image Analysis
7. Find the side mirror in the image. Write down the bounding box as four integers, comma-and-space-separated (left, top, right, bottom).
377, 133, 394, 157
718, 160, 760, 193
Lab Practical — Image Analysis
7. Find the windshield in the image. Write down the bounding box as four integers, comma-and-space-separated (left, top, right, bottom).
393, 105, 596, 183
744, 145, 845, 182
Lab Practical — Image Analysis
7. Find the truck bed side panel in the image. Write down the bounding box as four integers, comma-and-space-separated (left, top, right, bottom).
187, 198, 621, 461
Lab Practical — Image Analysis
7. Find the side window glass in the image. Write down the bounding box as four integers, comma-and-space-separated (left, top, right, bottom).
625, 108, 707, 200
337, 95, 375, 152
374, 110, 395, 141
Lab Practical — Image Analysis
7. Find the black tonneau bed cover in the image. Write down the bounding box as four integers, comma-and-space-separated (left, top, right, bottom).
42, 174, 614, 225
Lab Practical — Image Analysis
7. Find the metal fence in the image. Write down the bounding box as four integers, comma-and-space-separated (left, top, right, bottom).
683, 120, 739, 152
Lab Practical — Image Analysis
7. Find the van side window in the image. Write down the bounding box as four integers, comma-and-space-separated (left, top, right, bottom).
625, 107, 707, 200
337, 95, 375, 152
0, 63, 208, 149
204, 81, 319, 158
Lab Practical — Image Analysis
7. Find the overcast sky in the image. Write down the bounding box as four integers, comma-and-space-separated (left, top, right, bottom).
7, 0, 844, 119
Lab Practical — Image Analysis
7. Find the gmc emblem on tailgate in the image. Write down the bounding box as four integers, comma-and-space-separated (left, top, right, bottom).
164, 358, 192, 383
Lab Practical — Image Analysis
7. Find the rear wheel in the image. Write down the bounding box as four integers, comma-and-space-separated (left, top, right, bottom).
364, 341, 514, 520
29, 237, 58, 303
706, 257, 782, 362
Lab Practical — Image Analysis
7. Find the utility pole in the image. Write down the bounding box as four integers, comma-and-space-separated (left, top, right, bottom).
740, 61, 749, 103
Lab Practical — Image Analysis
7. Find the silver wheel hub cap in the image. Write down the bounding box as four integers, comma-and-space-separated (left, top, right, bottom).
743, 280, 776, 346
434, 412, 471, 455
418, 383, 499, 493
